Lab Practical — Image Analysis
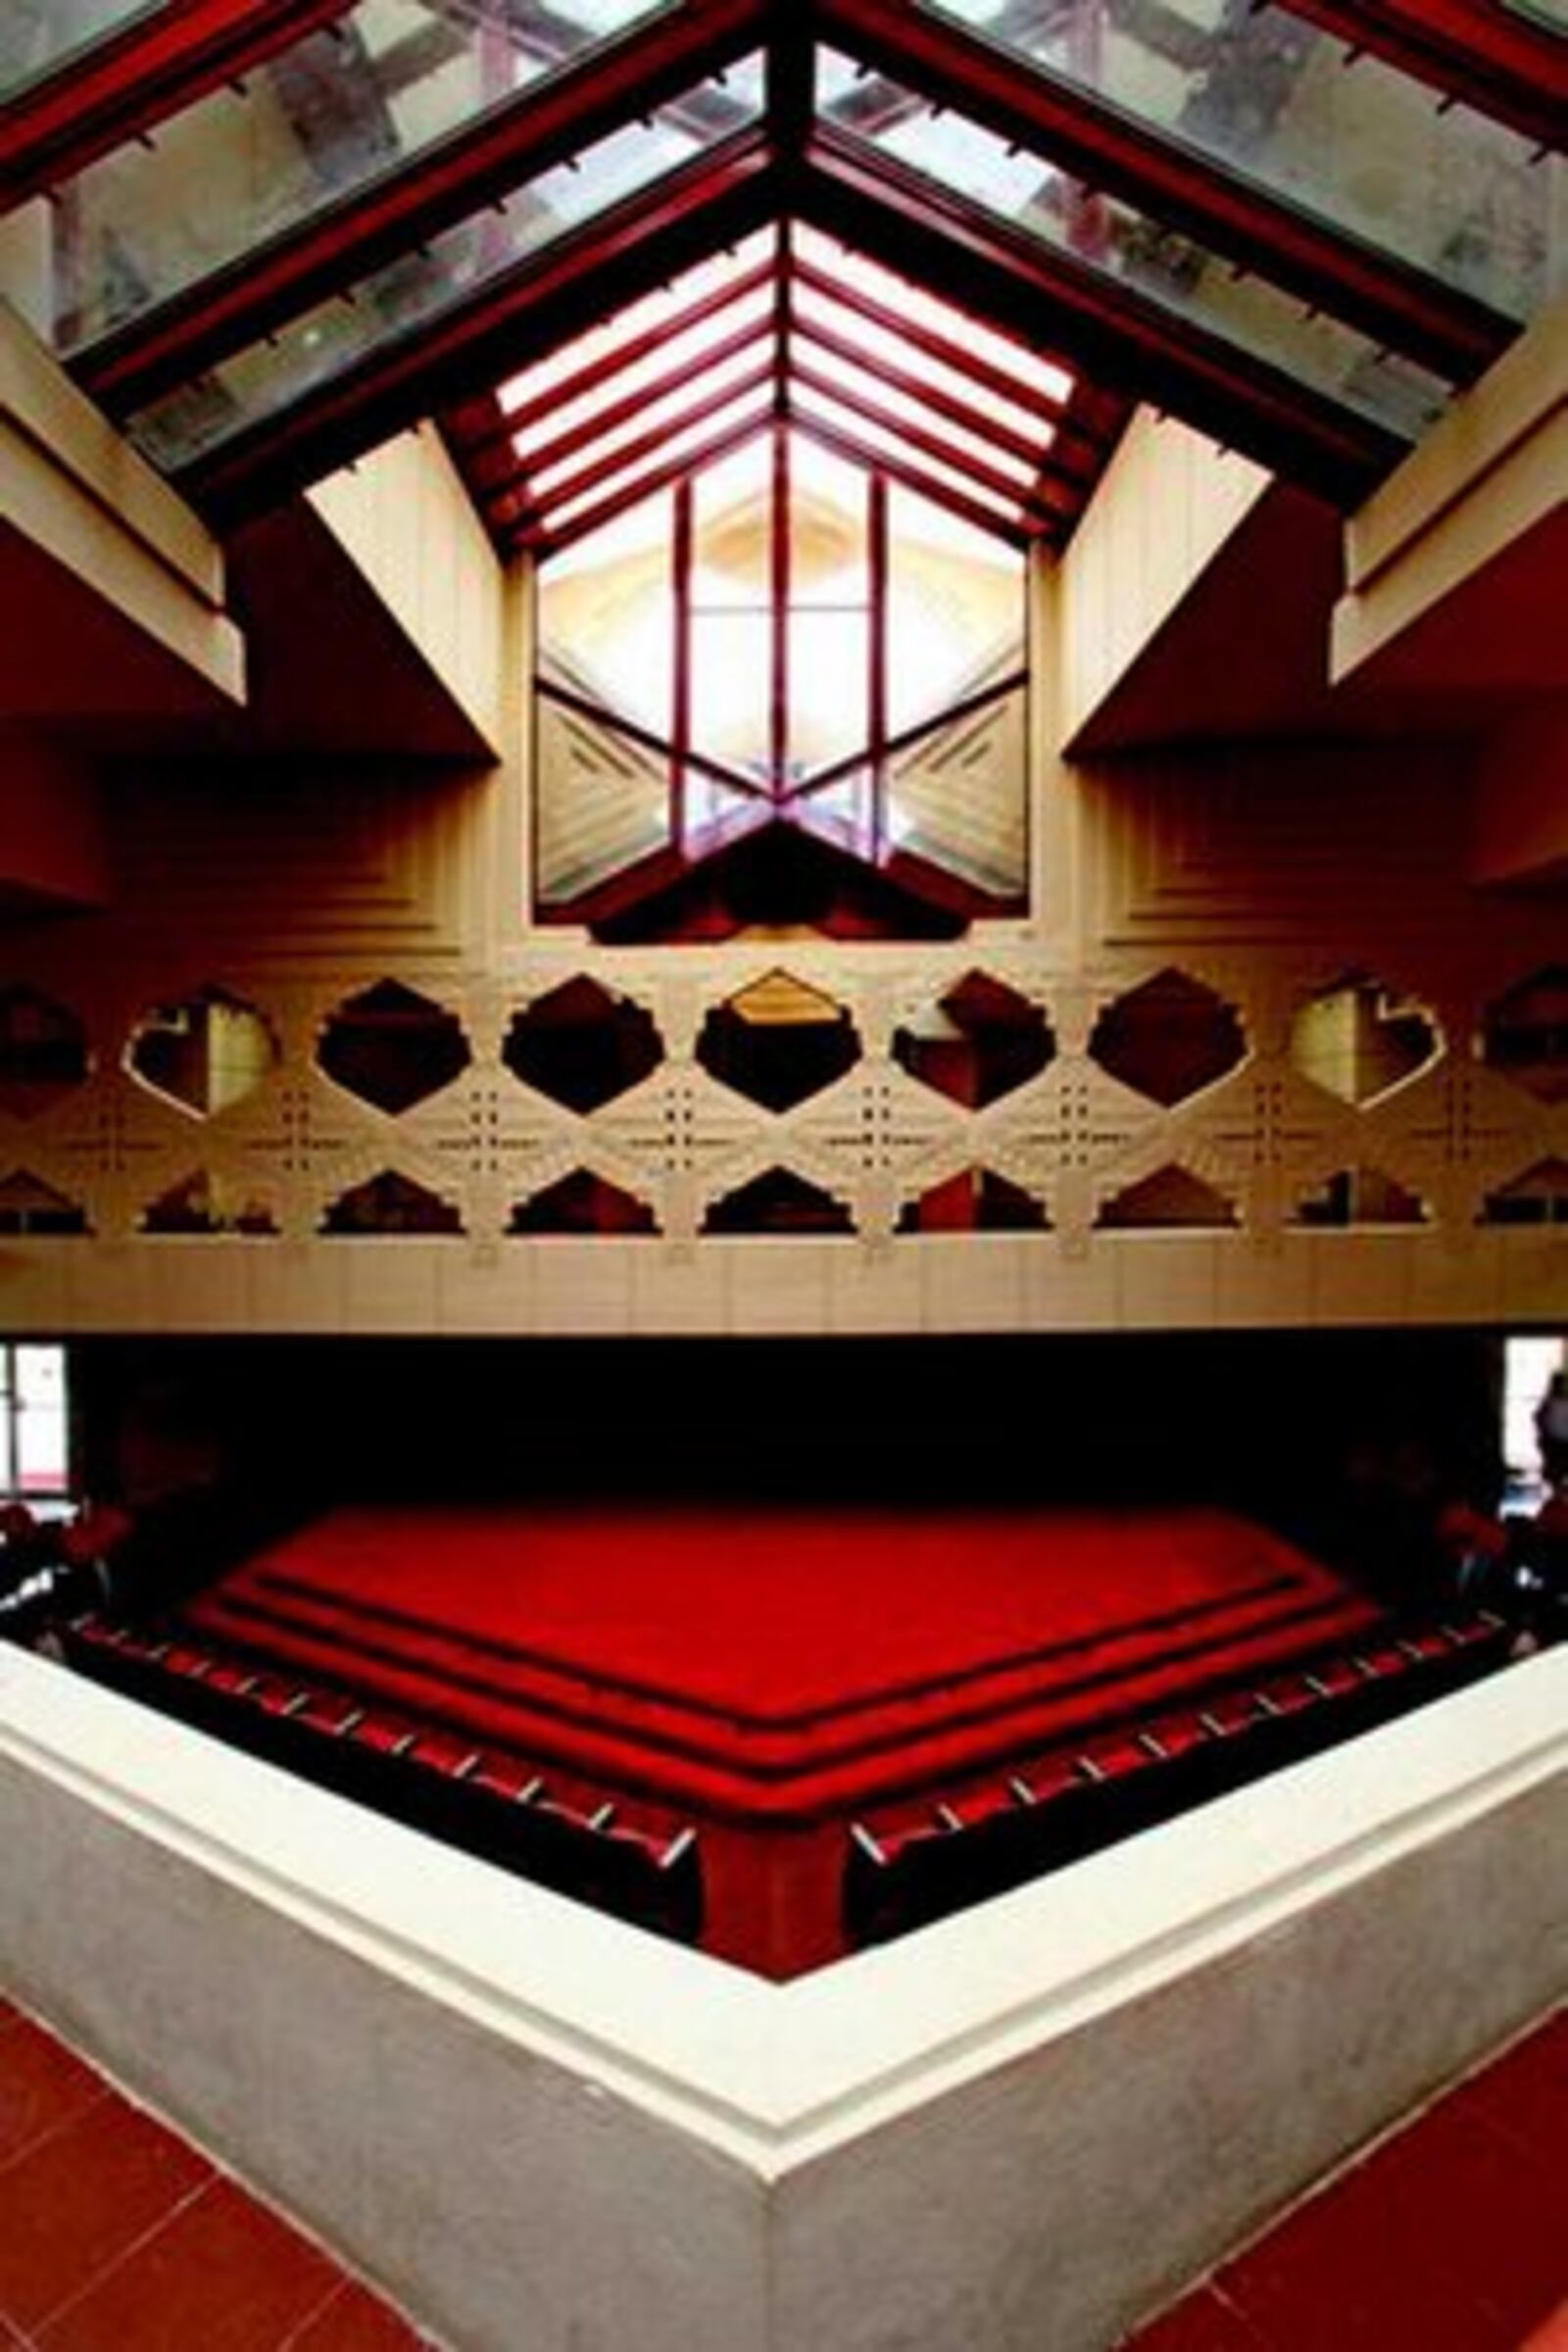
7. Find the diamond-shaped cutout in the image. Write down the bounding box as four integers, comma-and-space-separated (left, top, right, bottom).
893, 973, 1054, 1108
127, 986, 278, 1118
0, 987, 89, 1119
141, 1171, 277, 1235
1096, 1164, 1237, 1229
0, 1170, 89, 1234
510, 1170, 659, 1235
1480, 1157, 1568, 1226
897, 1168, 1049, 1232
1089, 969, 1246, 1106
320, 1170, 464, 1234
703, 1166, 855, 1234
1480, 965, 1568, 1103
318, 981, 469, 1114
504, 978, 662, 1114
1294, 1167, 1427, 1227
698, 973, 859, 1112
1290, 973, 1439, 1107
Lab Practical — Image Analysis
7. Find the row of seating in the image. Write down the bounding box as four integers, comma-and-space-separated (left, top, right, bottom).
62, 1614, 703, 1945
843, 1611, 1514, 1947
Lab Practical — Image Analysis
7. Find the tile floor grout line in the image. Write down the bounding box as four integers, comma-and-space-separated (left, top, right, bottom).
0, 2082, 114, 2183
276, 2272, 354, 2351
25, 2169, 221, 2341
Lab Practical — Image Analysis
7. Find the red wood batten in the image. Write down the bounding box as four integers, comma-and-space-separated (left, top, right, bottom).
0, 0, 357, 208
1271, 0, 1568, 157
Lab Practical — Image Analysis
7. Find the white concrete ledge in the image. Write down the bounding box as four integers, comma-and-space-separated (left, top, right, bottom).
2, 1643, 1564, 2350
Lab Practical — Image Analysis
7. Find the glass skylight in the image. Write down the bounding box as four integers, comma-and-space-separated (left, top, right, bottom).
0, 0, 154, 98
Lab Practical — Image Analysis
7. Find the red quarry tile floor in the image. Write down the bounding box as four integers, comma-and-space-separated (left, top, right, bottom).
0, 2000, 429, 2351
0, 1994, 1561, 2350
1124, 2008, 1568, 2352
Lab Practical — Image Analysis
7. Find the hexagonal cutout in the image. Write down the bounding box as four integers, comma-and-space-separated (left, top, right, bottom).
698, 973, 859, 1112
1095, 1165, 1237, 1230
318, 980, 469, 1114
141, 1172, 278, 1236
1089, 969, 1246, 1106
1480, 966, 1568, 1103
0, 987, 89, 1119
702, 1167, 855, 1235
1294, 1167, 1427, 1227
320, 1170, 464, 1235
1290, 973, 1439, 1108
510, 1170, 659, 1236
893, 973, 1054, 1108
0, 1170, 88, 1235
127, 986, 278, 1118
504, 978, 662, 1114
897, 1169, 1049, 1233
1480, 1157, 1568, 1227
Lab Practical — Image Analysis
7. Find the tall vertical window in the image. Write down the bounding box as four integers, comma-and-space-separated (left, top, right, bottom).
0, 1344, 70, 1508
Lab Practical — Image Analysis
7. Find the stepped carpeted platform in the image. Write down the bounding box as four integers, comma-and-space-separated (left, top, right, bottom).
66, 1503, 1510, 1975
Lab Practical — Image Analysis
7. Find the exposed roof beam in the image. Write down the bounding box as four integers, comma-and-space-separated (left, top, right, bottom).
473, 314, 777, 498
176, 129, 778, 528
786, 406, 1037, 549
792, 254, 1073, 430
1271, 0, 1568, 156
814, 0, 1511, 384
793, 128, 1403, 506
495, 358, 777, 532
789, 358, 1063, 524
0, 0, 356, 209
765, 0, 817, 162
456, 249, 777, 467
77, 0, 771, 416
517, 401, 775, 554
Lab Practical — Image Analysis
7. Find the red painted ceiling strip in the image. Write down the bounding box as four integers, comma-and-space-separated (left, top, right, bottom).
1, 0, 356, 208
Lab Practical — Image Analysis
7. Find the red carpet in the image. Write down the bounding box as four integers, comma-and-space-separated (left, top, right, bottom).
72, 1501, 1503, 1976
178, 1503, 1386, 1818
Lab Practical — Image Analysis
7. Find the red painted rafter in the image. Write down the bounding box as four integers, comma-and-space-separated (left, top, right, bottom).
516, 399, 776, 556
786, 403, 1037, 551
77, 0, 771, 415
0, 0, 356, 209
178, 129, 778, 524
792, 128, 1401, 505
474, 312, 776, 498
790, 356, 1066, 524
814, 0, 1511, 383
1275, 0, 1568, 155
493, 357, 776, 533
789, 311, 1081, 496
792, 256, 1074, 435
458, 251, 776, 463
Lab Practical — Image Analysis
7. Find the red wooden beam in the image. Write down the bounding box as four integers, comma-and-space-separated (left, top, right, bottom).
814, 0, 1511, 383
786, 404, 1038, 550
1272, 0, 1568, 155
475, 313, 776, 499
791, 355, 1069, 523
793, 128, 1402, 506
515, 398, 775, 557
78, 0, 771, 413
459, 249, 777, 465
792, 255, 1075, 433
496, 356, 776, 532
177, 131, 778, 526
0, 0, 357, 209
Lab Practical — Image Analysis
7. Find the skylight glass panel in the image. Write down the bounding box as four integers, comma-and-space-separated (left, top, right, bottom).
821, 76, 1451, 442
125, 69, 761, 473
499, 229, 773, 414
915, 0, 1563, 321
47, 0, 671, 355
1, 0, 155, 97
